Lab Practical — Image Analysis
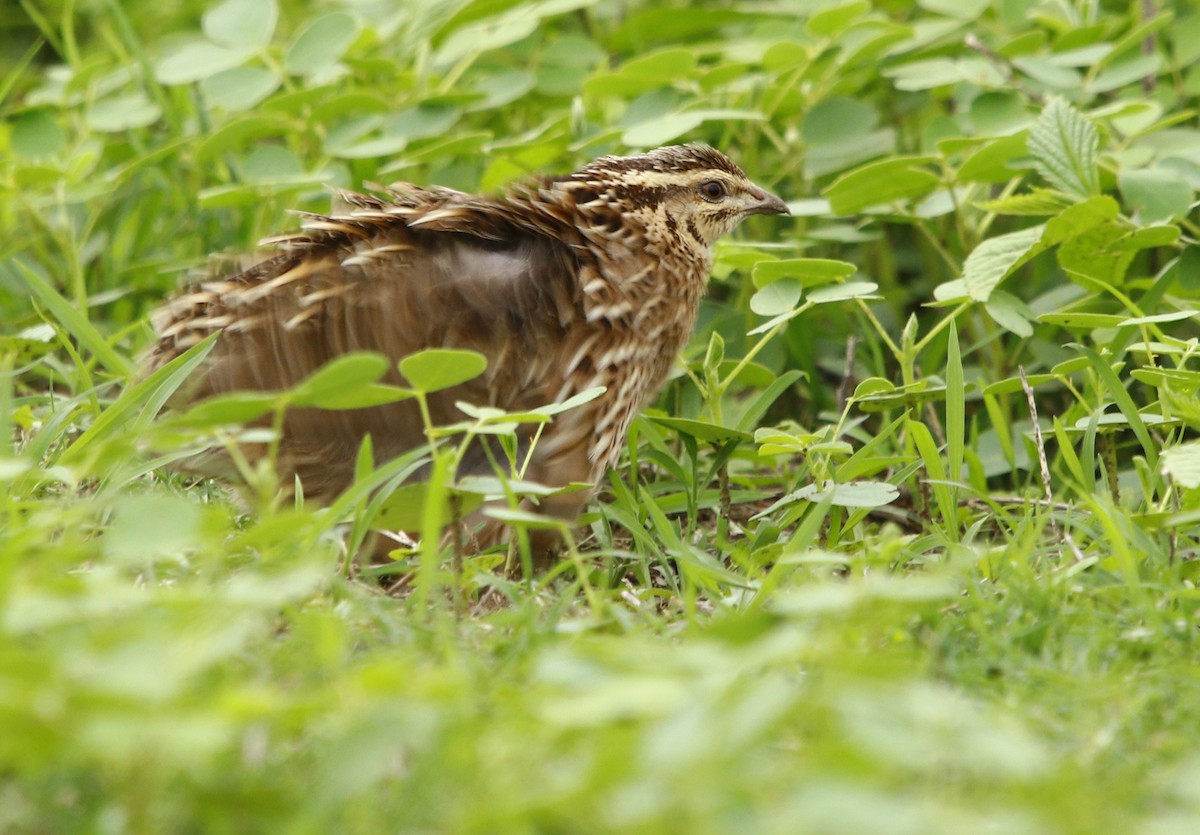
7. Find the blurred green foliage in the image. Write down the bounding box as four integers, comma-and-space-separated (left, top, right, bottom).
3, 0, 1200, 832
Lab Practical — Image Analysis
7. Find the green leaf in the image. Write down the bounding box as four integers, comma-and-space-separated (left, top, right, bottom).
975, 189, 1072, 216
622, 108, 763, 147
984, 291, 1034, 337
62, 335, 219, 468
156, 41, 251, 84
1042, 195, 1120, 245
752, 258, 856, 288
957, 132, 1028, 184
919, 0, 989, 19
1119, 168, 1195, 224
86, 93, 162, 132
648, 417, 752, 444
1037, 312, 1126, 329
802, 97, 894, 179
398, 349, 487, 393
174, 392, 278, 427
289, 353, 391, 407
372, 482, 484, 533
11, 109, 65, 157
201, 66, 281, 111
583, 47, 697, 97
285, 13, 358, 76
15, 259, 132, 377
204, 0, 276, 51
1162, 442, 1200, 489
807, 1, 870, 37
824, 156, 940, 214
808, 281, 880, 304
749, 280, 803, 316
1028, 98, 1099, 199
961, 225, 1046, 302
790, 480, 900, 508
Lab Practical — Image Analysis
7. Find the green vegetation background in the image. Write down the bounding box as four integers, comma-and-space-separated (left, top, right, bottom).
3, 0, 1200, 832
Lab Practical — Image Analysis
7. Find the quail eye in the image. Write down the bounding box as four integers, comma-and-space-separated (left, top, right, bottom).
698, 180, 727, 202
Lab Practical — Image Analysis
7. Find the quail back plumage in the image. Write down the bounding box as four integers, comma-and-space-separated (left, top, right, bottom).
149, 144, 789, 544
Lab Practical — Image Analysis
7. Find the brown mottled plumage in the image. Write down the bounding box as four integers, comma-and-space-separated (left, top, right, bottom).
149, 144, 788, 549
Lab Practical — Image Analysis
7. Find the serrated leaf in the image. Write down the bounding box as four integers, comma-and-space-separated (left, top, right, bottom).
1028, 98, 1099, 199
961, 225, 1046, 301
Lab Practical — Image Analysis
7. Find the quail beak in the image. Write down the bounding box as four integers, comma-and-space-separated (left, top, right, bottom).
745, 186, 790, 217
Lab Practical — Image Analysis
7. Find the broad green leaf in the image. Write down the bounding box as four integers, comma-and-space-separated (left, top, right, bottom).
749, 280, 803, 316
174, 392, 278, 427
201, 67, 280, 111
399, 349, 487, 393
808, 281, 879, 303
156, 41, 250, 84
583, 47, 697, 97
623, 108, 763, 147
824, 156, 940, 214
372, 482, 484, 533
1089, 54, 1163, 95
807, 0, 870, 37
752, 258, 856, 289
1037, 312, 1125, 329
1163, 442, 1200, 489
985, 291, 1034, 337
103, 493, 203, 565
1119, 168, 1195, 223
649, 417, 752, 444
1057, 223, 1135, 285
975, 189, 1072, 216
0, 324, 56, 363
1042, 195, 1120, 244
802, 97, 894, 179
289, 353, 390, 407
204, 0, 276, 51
1028, 98, 1099, 199
285, 13, 358, 76
1013, 57, 1081, 90
86, 93, 161, 132
919, 0, 989, 19
957, 132, 1028, 183
790, 480, 900, 508
961, 224, 1046, 301
11, 109, 65, 157
1113, 225, 1181, 251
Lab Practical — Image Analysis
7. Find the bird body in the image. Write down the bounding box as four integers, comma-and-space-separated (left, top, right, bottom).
150, 145, 788, 540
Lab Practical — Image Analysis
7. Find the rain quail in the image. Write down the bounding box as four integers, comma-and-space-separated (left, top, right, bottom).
149, 144, 789, 551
